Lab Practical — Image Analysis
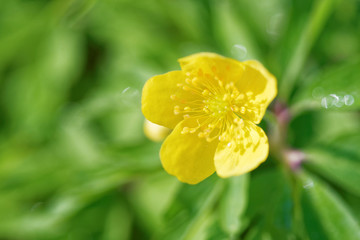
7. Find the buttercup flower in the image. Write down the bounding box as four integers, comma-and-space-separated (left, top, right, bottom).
142, 53, 277, 184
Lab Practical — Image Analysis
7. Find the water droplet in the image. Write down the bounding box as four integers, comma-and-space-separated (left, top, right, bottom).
231, 44, 247, 60
303, 180, 314, 189
267, 13, 284, 37
321, 96, 329, 109
344, 94, 354, 106
321, 93, 355, 109
119, 87, 140, 107
330, 94, 340, 107
321, 94, 341, 109
31, 202, 44, 212
121, 87, 130, 94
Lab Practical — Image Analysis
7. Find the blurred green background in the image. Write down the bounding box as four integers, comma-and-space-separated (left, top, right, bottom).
0, 0, 360, 239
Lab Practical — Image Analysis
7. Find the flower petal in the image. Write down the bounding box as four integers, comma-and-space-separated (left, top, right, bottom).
214, 120, 269, 177
178, 52, 245, 85
160, 119, 218, 184
142, 71, 191, 129
236, 60, 277, 124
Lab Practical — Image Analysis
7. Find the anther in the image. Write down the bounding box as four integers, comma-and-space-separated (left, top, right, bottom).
183, 86, 192, 91
170, 94, 177, 100
218, 80, 223, 88
219, 135, 226, 141
181, 127, 190, 134
240, 107, 246, 114
225, 82, 234, 90
237, 94, 244, 100
174, 105, 181, 115
232, 106, 239, 112
189, 128, 197, 133
202, 89, 210, 96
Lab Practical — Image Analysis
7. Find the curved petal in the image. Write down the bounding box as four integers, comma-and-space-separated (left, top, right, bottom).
160, 119, 218, 184
235, 60, 277, 124
142, 71, 193, 129
143, 119, 171, 142
178, 52, 245, 85
214, 120, 269, 177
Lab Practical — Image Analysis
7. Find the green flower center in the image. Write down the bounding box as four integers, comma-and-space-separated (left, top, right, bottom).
204, 95, 231, 118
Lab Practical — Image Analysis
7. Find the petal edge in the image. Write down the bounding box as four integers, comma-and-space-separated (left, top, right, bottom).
160, 119, 218, 184
141, 71, 185, 129
214, 120, 269, 177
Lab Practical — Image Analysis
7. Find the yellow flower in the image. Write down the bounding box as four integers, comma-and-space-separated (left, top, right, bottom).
142, 53, 277, 184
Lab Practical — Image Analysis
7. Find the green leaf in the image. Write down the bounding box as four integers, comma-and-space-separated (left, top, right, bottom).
243, 225, 264, 240
127, 173, 180, 235
157, 175, 223, 240
102, 199, 132, 240
299, 171, 360, 240
212, 0, 261, 59
292, 58, 360, 114
205, 219, 229, 240
245, 169, 295, 239
279, 0, 337, 101
219, 174, 249, 237
304, 132, 360, 197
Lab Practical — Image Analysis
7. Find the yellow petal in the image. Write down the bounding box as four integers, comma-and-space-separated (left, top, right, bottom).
236, 60, 277, 124
143, 119, 171, 142
214, 120, 269, 177
178, 52, 245, 85
142, 71, 189, 129
160, 119, 218, 184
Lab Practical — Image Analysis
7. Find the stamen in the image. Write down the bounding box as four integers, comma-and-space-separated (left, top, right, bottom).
181, 127, 190, 134
169, 68, 266, 146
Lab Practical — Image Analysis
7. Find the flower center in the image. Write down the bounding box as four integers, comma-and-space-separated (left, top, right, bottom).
170, 70, 263, 142
204, 95, 231, 118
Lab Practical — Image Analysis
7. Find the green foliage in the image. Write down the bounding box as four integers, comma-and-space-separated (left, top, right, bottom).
0, 0, 359, 239
300, 171, 360, 240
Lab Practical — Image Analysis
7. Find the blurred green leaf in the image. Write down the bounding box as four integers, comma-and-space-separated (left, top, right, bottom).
245, 168, 295, 239
304, 133, 360, 197
102, 198, 132, 240
280, 0, 337, 100
299, 171, 360, 240
288, 110, 360, 149
292, 58, 360, 114
205, 219, 229, 240
213, 0, 261, 59
219, 174, 249, 237
157, 175, 223, 240
127, 173, 179, 235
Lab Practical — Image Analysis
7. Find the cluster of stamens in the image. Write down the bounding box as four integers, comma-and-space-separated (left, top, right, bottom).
170, 68, 265, 151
